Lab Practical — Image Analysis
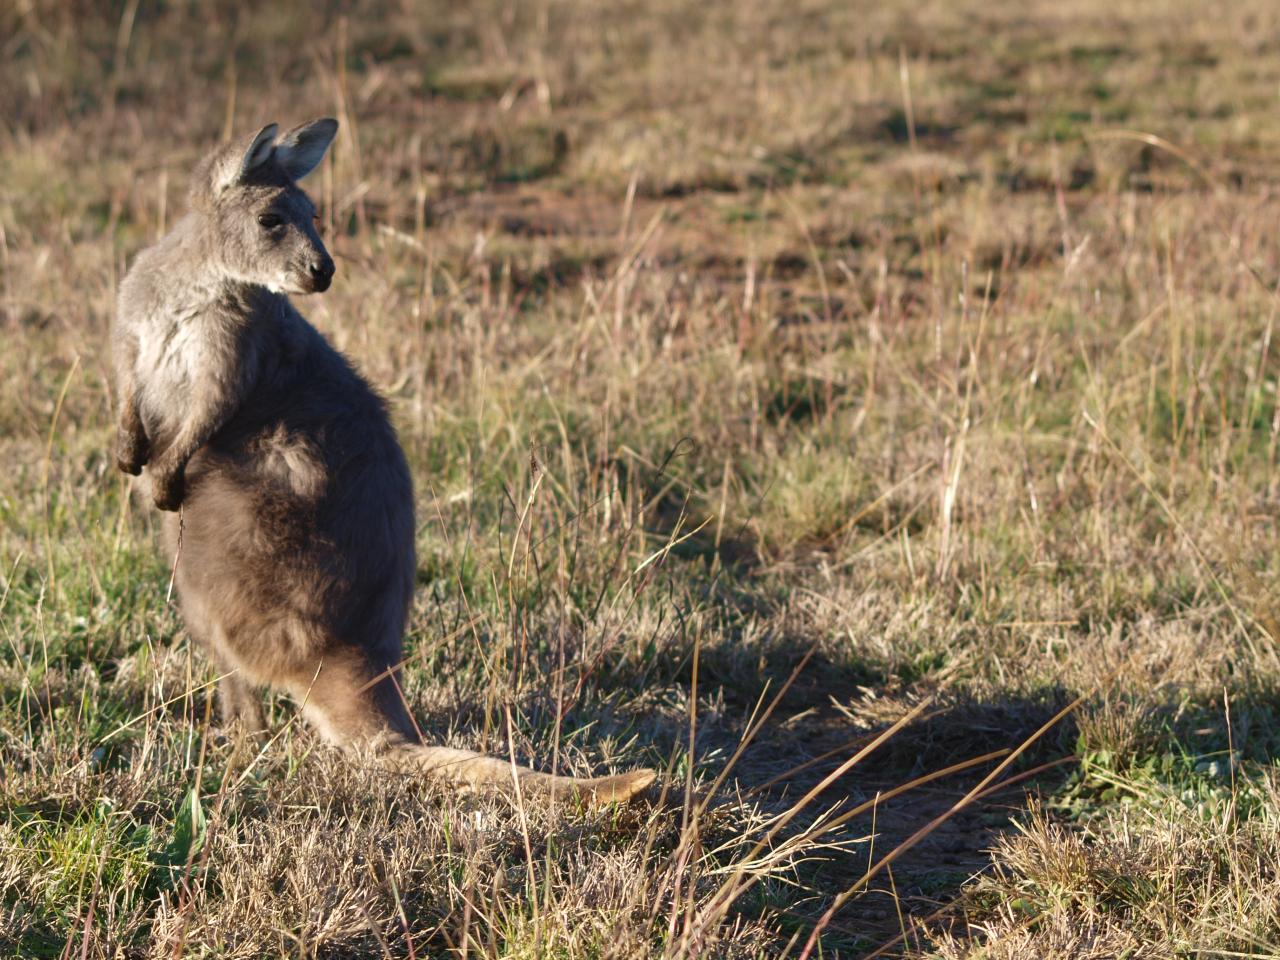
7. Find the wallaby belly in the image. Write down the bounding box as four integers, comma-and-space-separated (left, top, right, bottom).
162, 334, 416, 691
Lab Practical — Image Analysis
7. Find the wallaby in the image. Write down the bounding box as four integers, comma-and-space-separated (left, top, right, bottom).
111, 119, 655, 806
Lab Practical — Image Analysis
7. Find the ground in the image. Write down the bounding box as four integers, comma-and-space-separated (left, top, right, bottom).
4, 0, 1280, 956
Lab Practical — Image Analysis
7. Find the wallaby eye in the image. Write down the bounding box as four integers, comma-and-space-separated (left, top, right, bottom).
257, 213, 283, 229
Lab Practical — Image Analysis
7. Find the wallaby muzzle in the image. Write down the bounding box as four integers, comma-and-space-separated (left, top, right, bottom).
306, 254, 334, 293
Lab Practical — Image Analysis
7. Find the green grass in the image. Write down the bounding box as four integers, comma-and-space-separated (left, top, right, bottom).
7, 0, 1280, 956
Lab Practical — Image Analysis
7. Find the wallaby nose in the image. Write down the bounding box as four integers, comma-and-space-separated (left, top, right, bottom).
309, 257, 335, 292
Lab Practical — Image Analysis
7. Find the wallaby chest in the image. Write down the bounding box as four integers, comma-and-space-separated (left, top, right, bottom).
133, 297, 266, 443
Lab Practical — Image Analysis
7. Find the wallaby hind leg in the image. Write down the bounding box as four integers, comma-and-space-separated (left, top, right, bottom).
294, 651, 656, 808
177, 584, 266, 734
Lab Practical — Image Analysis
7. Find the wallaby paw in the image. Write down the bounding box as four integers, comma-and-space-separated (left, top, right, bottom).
152, 470, 185, 512
115, 430, 149, 476
116, 454, 145, 476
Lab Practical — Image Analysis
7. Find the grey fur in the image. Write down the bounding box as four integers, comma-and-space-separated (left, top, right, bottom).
111, 120, 654, 806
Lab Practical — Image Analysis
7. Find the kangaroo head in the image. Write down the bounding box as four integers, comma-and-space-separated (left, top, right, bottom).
190, 119, 339, 295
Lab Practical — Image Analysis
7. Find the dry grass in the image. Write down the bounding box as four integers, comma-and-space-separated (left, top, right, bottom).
6, 0, 1280, 956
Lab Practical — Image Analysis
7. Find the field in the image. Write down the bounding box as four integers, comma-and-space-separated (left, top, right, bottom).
6, 0, 1280, 956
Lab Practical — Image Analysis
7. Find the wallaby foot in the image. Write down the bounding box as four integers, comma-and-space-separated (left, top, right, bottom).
216, 667, 267, 735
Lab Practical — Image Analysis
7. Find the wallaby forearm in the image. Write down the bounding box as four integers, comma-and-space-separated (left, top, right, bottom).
148, 390, 243, 511
114, 382, 150, 476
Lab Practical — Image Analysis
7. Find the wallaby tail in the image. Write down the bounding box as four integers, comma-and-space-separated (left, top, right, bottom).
290, 659, 655, 807
382, 743, 657, 808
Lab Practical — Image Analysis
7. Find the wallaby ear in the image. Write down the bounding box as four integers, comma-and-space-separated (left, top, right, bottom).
273, 118, 338, 182
237, 123, 280, 182
197, 123, 278, 200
